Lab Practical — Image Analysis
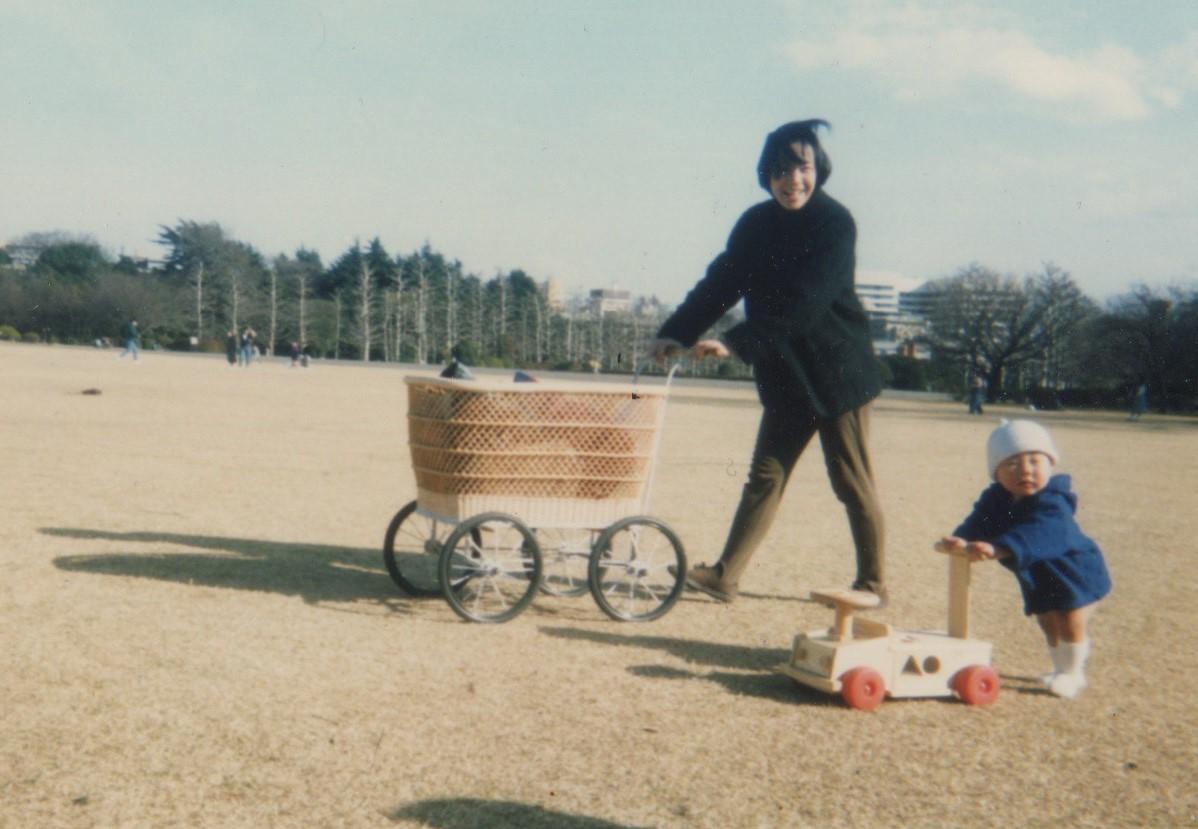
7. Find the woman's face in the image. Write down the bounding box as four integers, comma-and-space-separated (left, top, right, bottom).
768, 142, 816, 211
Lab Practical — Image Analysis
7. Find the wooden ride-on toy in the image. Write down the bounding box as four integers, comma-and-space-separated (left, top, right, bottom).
776, 548, 999, 711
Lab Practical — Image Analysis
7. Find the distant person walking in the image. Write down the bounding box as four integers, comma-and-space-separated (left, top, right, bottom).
239, 327, 256, 366
225, 330, 238, 366
119, 319, 140, 360
1130, 383, 1148, 420
968, 373, 987, 415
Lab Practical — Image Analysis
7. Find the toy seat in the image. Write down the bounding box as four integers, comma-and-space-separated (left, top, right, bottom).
810, 589, 882, 641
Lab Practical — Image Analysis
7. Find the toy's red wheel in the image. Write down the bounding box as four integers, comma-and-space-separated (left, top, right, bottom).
953, 665, 1000, 705
840, 667, 886, 711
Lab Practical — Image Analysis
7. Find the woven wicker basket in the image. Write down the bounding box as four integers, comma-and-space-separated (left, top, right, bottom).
405, 375, 668, 527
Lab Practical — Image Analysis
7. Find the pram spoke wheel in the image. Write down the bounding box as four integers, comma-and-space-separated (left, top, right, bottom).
383, 500, 448, 597
535, 528, 598, 597
588, 516, 686, 622
439, 513, 543, 623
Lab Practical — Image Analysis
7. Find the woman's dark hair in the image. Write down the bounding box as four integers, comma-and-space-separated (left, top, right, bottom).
756, 119, 832, 191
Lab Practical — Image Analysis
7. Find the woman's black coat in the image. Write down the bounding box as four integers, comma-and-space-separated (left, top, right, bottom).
657, 189, 882, 418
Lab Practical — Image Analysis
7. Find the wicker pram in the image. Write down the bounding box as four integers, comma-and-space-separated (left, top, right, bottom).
406, 375, 667, 528
382, 370, 687, 624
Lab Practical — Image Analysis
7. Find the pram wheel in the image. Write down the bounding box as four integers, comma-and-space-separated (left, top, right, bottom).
439, 513, 543, 623
588, 516, 686, 622
383, 500, 446, 597
535, 528, 597, 597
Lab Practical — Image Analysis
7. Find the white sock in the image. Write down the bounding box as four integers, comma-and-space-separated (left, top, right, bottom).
1041, 643, 1067, 686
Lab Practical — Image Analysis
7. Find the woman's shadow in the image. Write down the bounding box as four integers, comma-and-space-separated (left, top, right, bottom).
43, 526, 414, 607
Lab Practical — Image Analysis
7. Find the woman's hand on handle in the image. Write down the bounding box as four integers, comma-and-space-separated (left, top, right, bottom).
692, 339, 730, 360
648, 337, 729, 364
647, 337, 685, 364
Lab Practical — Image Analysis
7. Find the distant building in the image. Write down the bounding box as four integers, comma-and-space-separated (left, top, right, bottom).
0, 244, 163, 274
856, 271, 924, 323
542, 276, 564, 310
896, 281, 940, 319
633, 295, 667, 319
575, 272, 935, 356
116, 253, 164, 274
855, 270, 932, 358
588, 285, 632, 315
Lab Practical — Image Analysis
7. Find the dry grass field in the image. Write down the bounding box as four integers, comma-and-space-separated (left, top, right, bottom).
2, 341, 1196, 828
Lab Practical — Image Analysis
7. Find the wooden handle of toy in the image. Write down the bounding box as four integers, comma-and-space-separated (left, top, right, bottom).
947, 553, 972, 639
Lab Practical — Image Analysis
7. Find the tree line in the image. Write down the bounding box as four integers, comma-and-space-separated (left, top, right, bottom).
1, 225, 1195, 412
0, 225, 701, 377
916, 262, 1197, 413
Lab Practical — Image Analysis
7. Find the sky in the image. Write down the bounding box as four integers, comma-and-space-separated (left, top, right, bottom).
2, 0, 1196, 304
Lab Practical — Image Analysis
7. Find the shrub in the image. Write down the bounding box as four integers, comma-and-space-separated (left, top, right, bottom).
451, 340, 480, 365
0, 324, 19, 341
881, 355, 930, 391
21, 331, 41, 343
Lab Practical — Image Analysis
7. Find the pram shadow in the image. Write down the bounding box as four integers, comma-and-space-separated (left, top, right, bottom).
43, 526, 430, 611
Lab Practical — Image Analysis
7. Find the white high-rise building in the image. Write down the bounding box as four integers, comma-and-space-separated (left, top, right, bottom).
855, 270, 931, 357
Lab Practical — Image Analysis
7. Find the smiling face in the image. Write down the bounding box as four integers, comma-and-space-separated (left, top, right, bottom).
767, 141, 817, 211
994, 451, 1054, 499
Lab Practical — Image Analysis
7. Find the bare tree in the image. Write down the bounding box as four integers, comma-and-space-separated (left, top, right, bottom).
923, 262, 1099, 400
414, 257, 428, 364
268, 264, 278, 356
193, 261, 204, 340
1028, 264, 1097, 389
445, 261, 457, 356
358, 256, 373, 361
924, 264, 1046, 398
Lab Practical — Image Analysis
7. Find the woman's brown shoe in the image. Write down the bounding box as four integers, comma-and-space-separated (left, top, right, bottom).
685, 563, 738, 603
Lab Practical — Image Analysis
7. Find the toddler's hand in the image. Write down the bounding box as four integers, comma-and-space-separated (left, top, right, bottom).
935, 536, 966, 554
965, 541, 997, 562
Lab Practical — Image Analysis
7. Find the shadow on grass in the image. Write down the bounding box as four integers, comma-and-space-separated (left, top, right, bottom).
626, 662, 839, 707
540, 625, 838, 705
996, 672, 1056, 696
676, 589, 811, 605
43, 526, 427, 608
541, 625, 788, 671
388, 798, 650, 828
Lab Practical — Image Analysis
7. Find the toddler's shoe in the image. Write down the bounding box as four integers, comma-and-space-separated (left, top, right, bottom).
1048, 672, 1087, 699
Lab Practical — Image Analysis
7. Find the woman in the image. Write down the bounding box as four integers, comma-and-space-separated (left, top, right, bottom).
649, 119, 886, 605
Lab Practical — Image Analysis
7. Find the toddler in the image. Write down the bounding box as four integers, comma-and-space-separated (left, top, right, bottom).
936, 419, 1111, 698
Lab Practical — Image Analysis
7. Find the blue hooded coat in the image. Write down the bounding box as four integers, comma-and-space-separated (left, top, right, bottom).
953, 474, 1111, 615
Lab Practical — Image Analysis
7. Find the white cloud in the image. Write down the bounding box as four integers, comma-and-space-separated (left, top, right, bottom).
784, 3, 1194, 121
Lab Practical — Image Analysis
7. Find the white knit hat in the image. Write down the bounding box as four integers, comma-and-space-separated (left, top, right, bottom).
986, 419, 1059, 479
